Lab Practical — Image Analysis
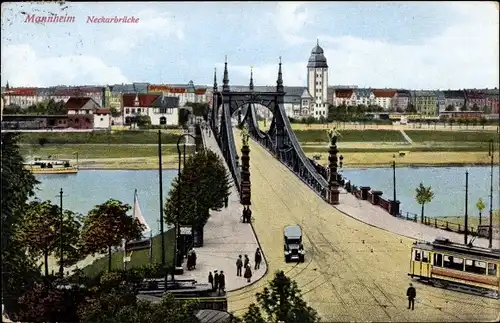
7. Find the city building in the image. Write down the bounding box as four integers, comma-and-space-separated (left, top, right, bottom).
65, 97, 102, 129
372, 89, 396, 110
442, 90, 465, 111
354, 88, 375, 107
485, 88, 499, 114
148, 81, 208, 107
464, 90, 487, 111
332, 89, 354, 106
106, 83, 149, 111
411, 90, 438, 116
436, 91, 446, 112
307, 41, 329, 118
3, 85, 38, 108
122, 93, 179, 126
392, 90, 410, 111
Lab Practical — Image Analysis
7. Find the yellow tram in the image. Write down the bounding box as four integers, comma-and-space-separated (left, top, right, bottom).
408, 238, 500, 299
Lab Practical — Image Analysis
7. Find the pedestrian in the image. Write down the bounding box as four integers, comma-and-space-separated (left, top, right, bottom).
242, 207, 247, 223
236, 255, 243, 277
213, 270, 219, 292
224, 195, 229, 208
186, 249, 193, 270
406, 283, 416, 310
191, 248, 197, 269
247, 207, 252, 223
244, 264, 252, 283
244, 254, 249, 268
218, 271, 226, 295
208, 271, 214, 290
254, 248, 262, 270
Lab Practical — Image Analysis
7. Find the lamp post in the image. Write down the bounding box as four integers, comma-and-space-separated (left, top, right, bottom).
158, 130, 166, 268
392, 154, 397, 203
464, 170, 469, 245
488, 139, 494, 248
169, 133, 196, 286
59, 188, 64, 277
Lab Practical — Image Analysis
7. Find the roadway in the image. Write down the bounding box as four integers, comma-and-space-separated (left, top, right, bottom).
229, 130, 499, 322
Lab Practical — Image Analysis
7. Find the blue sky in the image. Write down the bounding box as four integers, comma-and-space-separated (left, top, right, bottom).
1, 2, 498, 89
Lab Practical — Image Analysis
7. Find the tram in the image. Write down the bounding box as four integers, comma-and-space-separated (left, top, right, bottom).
408, 238, 500, 299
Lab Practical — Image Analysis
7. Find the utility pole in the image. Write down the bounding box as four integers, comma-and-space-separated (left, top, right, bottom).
59, 188, 64, 277
464, 171, 469, 245
392, 154, 397, 203
158, 130, 165, 267
488, 139, 494, 248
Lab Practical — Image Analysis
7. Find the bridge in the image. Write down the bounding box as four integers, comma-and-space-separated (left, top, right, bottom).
207, 59, 499, 322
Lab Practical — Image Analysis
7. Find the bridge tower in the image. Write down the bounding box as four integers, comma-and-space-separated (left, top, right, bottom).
328, 135, 340, 205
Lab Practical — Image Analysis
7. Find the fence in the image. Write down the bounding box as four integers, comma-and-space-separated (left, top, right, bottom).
310, 158, 477, 237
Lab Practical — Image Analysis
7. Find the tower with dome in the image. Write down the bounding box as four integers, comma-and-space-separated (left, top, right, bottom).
307, 40, 329, 118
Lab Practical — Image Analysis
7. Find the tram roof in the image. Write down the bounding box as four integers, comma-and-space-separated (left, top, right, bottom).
413, 240, 500, 261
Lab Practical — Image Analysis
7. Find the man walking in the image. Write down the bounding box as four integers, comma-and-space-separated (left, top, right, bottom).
208, 271, 214, 290
406, 283, 416, 310
254, 248, 262, 270
218, 271, 226, 295
244, 254, 249, 269
213, 270, 219, 292
236, 255, 243, 277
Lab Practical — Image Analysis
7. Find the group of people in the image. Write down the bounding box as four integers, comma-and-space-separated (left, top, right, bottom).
236, 248, 262, 283
242, 206, 252, 223
186, 248, 197, 271
208, 270, 226, 295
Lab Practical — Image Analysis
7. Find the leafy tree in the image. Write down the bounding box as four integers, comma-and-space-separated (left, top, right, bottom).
471, 104, 481, 111
164, 149, 232, 232
46, 98, 67, 115
243, 270, 320, 323
476, 198, 486, 226
3, 103, 22, 114
406, 103, 417, 113
179, 107, 191, 126
445, 105, 455, 112
80, 199, 144, 271
415, 183, 435, 223
1, 132, 41, 314
137, 115, 151, 128
110, 107, 122, 118
459, 104, 467, 112
186, 102, 210, 120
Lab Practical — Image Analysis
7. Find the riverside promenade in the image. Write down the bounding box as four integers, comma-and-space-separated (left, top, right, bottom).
227, 132, 499, 322
177, 126, 267, 292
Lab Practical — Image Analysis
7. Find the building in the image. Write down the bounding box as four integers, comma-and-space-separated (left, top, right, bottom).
392, 90, 410, 111
332, 89, 354, 106
464, 89, 487, 111
485, 88, 499, 114
436, 91, 446, 113
122, 93, 179, 126
1, 114, 68, 130
148, 81, 208, 107
442, 90, 465, 111
94, 108, 111, 129
106, 83, 150, 111
65, 97, 102, 129
307, 41, 329, 118
51, 86, 105, 107
3, 85, 38, 108
354, 88, 375, 107
372, 89, 396, 110
411, 91, 438, 116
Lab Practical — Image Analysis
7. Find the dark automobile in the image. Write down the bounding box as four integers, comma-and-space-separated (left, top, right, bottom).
284, 225, 305, 263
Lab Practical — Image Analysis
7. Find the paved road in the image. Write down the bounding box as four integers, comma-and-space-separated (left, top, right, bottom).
228, 131, 499, 322
174, 126, 267, 292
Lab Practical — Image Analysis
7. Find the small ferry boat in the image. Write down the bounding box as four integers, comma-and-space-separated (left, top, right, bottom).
23, 158, 78, 174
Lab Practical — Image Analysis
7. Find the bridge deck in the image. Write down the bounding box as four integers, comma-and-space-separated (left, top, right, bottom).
228, 131, 499, 322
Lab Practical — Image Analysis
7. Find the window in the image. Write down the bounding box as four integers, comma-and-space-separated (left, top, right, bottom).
167, 108, 174, 114
100, 118, 104, 121
86, 110, 90, 114
138, 108, 142, 113
125, 108, 130, 114
414, 249, 421, 261
160, 107, 167, 114
443, 255, 464, 271
132, 109, 136, 114
465, 259, 486, 275
487, 263, 497, 276
159, 116, 167, 125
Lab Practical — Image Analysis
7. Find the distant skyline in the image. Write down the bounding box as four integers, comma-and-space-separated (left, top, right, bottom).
1, 2, 498, 89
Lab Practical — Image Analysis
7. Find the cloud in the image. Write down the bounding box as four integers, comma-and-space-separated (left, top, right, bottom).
233, 2, 499, 89
274, 3, 311, 46
1, 44, 128, 86
103, 10, 185, 52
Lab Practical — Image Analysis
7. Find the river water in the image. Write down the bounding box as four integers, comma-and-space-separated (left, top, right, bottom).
33, 166, 499, 235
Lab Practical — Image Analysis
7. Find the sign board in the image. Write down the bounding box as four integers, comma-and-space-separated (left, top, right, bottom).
180, 226, 192, 235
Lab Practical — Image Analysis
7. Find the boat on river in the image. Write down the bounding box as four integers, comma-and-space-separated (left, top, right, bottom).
23, 158, 78, 174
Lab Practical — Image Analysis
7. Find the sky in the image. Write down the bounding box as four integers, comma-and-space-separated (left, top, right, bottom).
1, 1, 499, 90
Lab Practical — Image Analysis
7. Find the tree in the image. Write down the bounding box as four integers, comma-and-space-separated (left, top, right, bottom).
1, 132, 41, 314
243, 270, 320, 323
476, 198, 486, 226
46, 98, 67, 115
415, 183, 435, 223
137, 115, 151, 128
110, 107, 122, 118
80, 199, 144, 271
459, 104, 467, 112
164, 149, 232, 233
186, 102, 210, 120
3, 103, 22, 114
471, 104, 481, 111
406, 103, 417, 113
445, 105, 455, 112
178, 108, 191, 127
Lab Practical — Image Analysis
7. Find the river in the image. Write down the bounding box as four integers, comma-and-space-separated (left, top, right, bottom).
33, 166, 499, 235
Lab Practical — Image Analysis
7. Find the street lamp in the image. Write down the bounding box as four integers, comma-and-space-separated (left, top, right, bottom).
59, 188, 64, 277
488, 139, 494, 248
392, 154, 397, 203
168, 133, 196, 287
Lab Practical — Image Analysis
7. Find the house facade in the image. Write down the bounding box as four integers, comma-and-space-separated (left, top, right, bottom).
464, 90, 487, 110
392, 90, 410, 111
372, 89, 396, 110
122, 93, 179, 126
442, 90, 465, 110
332, 89, 354, 106
65, 97, 102, 129
93, 108, 111, 129
3, 87, 38, 108
354, 88, 374, 107
411, 91, 438, 116
148, 81, 208, 107
485, 89, 499, 114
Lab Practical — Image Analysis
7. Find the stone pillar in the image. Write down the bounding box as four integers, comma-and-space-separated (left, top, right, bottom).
390, 200, 400, 216
327, 135, 340, 205
371, 191, 383, 205
360, 186, 371, 200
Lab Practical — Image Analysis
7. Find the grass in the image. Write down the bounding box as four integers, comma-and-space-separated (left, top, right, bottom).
19, 130, 181, 145
405, 130, 498, 143
81, 229, 175, 278
293, 129, 405, 143
20, 144, 196, 159
301, 145, 492, 153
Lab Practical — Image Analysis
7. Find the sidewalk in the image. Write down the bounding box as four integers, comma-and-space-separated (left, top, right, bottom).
178, 126, 267, 291
335, 189, 499, 249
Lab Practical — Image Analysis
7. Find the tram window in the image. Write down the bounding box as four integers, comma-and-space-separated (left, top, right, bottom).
422, 251, 429, 263
433, 253, 443, 267
465, 259, 486, 275
487, 263, 497, 276
444, 256, 464, 270
414, 250, 421, 261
